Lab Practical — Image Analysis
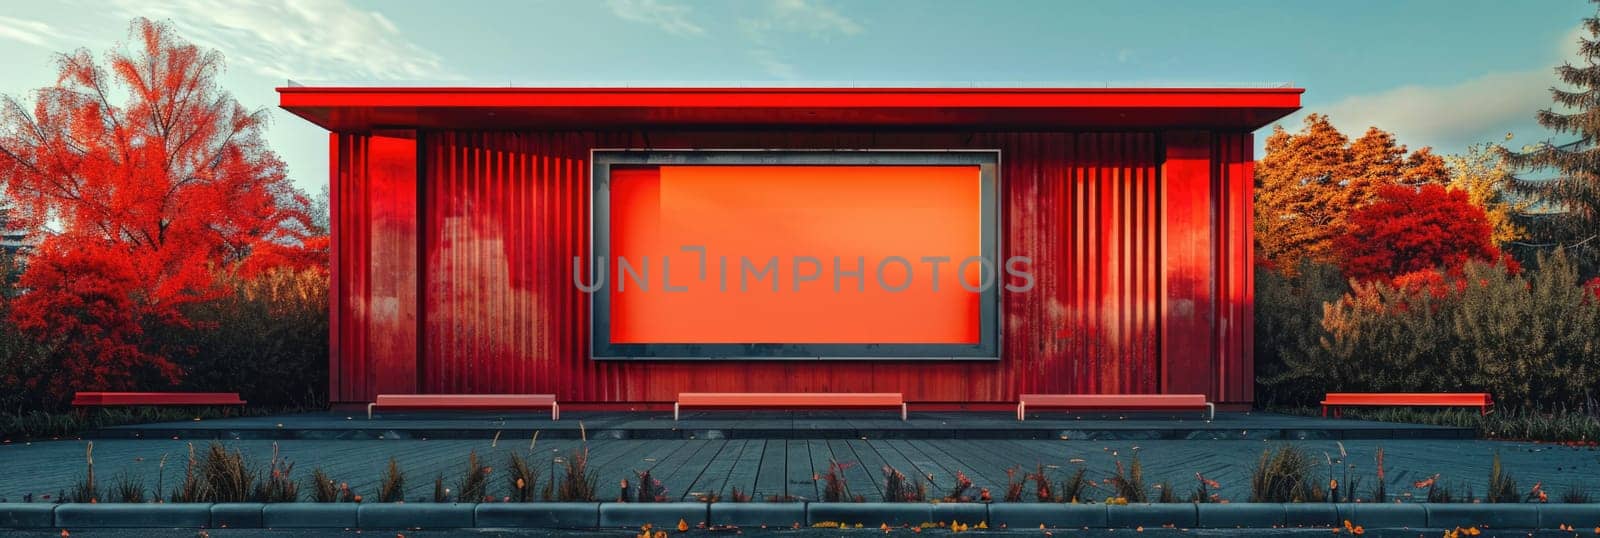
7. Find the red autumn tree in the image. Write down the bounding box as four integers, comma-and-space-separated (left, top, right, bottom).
1335, 184, 1505, 282
0, 19, 316, 395
9, 242, 182, 395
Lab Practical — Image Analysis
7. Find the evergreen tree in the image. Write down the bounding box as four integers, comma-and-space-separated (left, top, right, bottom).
1496, 3, 1600, 276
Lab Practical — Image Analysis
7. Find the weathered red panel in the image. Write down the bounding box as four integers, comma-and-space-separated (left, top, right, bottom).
330, 132, 419, 402
1162, 131, 1216, 396
1215, 132, 1256, 403
328, 129, 1257, 405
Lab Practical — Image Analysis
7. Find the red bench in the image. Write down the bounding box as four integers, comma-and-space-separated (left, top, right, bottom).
1017, 394, 1214, 421
72, 392, 246, 413
675, 392, 906, 421
1321, 393, 1492, 418
367, 394, 559, 420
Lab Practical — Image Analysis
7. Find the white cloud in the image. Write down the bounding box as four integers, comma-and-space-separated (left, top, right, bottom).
1282, 24, 1586, 153
606, 0, 706, 37
1311, 68, 1556, 150
0, 15, 70, 47
109, 0, 454, 81
766, 0, 862, 38
736, 0, 864, 80
748, 48, 799, 79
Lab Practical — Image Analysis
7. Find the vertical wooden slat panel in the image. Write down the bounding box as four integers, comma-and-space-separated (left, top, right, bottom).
323, 129, 1256, 404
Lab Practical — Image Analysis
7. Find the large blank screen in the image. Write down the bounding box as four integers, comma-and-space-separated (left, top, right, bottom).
608, 164, 983, 344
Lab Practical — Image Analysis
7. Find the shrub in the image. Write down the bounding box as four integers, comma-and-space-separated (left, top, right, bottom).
379, 457, 406, 503
158, 269, 329, 409
1254, 262, 1349, 408
1249, 445, 1323, 503
1561, 485, 1592, 503
1260, 251, 1600, 411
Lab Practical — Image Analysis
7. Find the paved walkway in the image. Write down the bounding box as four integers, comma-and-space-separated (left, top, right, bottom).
91, 411, 1470, 440
4, 436, 1595, 504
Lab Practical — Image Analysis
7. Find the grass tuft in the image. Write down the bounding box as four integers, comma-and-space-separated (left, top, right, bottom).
1486, 451, 1519, 503
201, 442, 255, 502
378, 457, 406, 503
252, 442, 297, 502
1105, 454, 1148, 503
1249, 445, 1323, 503
507, 452, 537, 502
308, 467, 338, 503
456, 450, 490, 503
69, 442, 98, 503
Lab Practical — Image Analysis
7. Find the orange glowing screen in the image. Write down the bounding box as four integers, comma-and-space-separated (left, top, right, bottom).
608, 165, 983, 344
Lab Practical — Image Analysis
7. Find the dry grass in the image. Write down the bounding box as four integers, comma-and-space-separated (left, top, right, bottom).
111, 470, 145, 503
69, 442, 98, 503
433, 474, 449, 503
308, 467, 338, 503
1105, 454, 1148, 503
553, 422, 600, 502
1249, 445, 1323, 503
506, 452, 537, 502
170, 443, 208, 503
378, 457, 406, 503
202, 442, 255, 502
881, 465, 925, 502
1059, 467, 1090, 503
456, 450, 490, 503
1486, 451, 1519, 503
253, 442, 297, 502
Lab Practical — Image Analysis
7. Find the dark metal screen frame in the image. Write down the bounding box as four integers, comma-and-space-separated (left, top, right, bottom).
588, 149, 1001, 361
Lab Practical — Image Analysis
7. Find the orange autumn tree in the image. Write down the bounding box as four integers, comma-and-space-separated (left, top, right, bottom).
1255, 114, 1450, 273
0, 19, 315, 397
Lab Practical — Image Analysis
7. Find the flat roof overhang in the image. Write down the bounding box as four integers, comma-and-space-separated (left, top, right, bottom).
278, 86, 1303, 132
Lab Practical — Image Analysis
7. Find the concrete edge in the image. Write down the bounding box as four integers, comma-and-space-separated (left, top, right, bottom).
2, 502, 1595, 529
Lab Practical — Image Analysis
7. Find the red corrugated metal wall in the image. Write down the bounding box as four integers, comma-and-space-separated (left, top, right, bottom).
328, 130, 1256, 405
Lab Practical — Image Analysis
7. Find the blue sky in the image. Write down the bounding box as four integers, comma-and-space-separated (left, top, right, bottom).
1, 0, 1593, 196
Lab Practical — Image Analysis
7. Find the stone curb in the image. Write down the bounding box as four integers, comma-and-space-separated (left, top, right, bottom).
476, 502, 598, 529
1107, 503, 1197, 528
598, 502, 708, 529
211, 503, 264, 528
3, 502, 1597, 529
709, 502, 804, 528
359, 502, 475, 529
1425, 504, 1540, 529
0, 504, 56, 528
56, 503, 212, 528
261, 502, 358, 528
